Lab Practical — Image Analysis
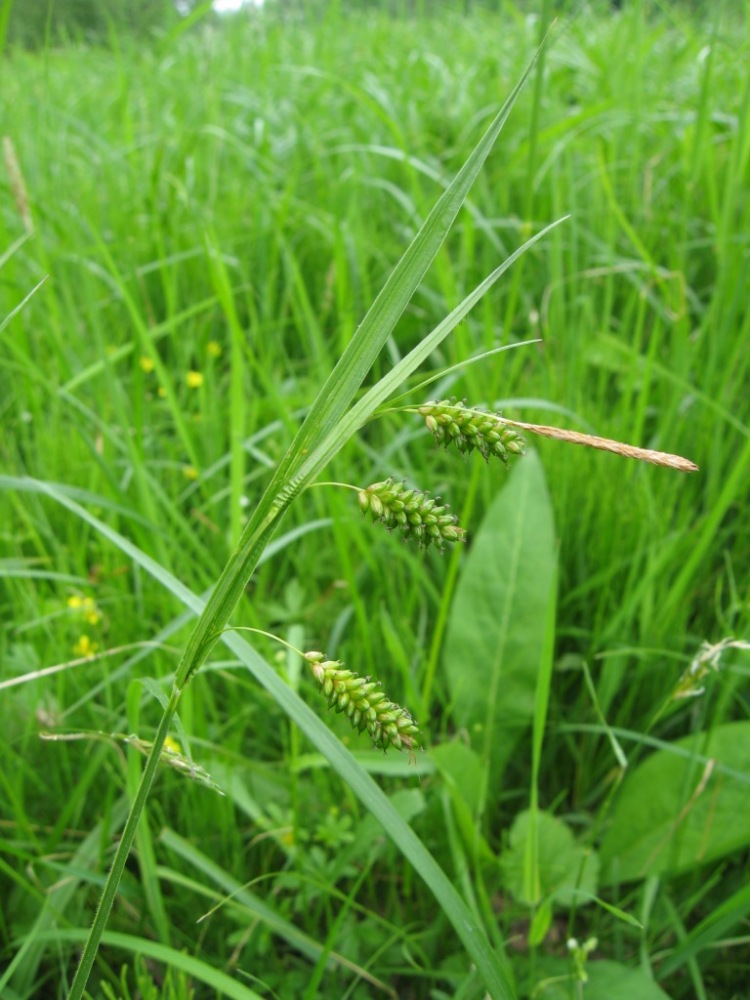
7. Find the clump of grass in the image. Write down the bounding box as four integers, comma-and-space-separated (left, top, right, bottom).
60, 38, 552, 1000
3, 3, 739, 997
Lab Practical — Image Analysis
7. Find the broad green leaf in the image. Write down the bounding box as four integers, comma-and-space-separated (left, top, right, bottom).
528, 898, 553, 947
430, 742, 495, 864
430, 742, 487, 817
443, 450, 556, 776
500, 810, 599, 908
584, 961, 673, 1000
535, 960, 673, 1000
600, 720, 750, 884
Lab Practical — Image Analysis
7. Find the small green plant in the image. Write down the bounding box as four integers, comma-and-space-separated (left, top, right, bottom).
100, 954, 194, 1000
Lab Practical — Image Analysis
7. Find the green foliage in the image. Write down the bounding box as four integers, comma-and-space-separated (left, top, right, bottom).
600, 721, 750, 882
3, 0, 179, 48
1, 1, 750, 998
500, 809, 600, 908
534, 958, 674, 1000
582, 962, 673, 1000
443, 449, 556, 780
100, 954, 195, 1000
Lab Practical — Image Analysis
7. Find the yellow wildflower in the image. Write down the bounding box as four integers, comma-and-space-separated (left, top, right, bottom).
73, 635, 98, 658
183, 465, 199, 480
83, 597, 101, 624
186, 371, 204, 389
139, 356, 155, 373
69, 595, 101, 624
207, 340, 222, 358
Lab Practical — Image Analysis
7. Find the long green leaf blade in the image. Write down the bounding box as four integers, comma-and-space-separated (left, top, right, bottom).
273, 45, 546, 486
293, 217, 568, 489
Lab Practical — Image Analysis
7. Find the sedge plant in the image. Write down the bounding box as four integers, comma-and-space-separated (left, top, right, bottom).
64, 51, 546, 1000
36, 46, 696, 999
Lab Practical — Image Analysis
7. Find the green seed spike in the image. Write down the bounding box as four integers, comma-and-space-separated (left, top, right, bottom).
305, 652, 421, 754
358, 478, 465, 551
418, 398, 525, 465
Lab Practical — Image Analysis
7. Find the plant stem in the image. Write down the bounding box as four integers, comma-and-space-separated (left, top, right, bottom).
68, 686, 180, 1000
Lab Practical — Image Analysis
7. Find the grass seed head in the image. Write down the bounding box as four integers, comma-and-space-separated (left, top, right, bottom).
419, 398, 525, 465
358, 478, 465, 550
304, 651, 421, 753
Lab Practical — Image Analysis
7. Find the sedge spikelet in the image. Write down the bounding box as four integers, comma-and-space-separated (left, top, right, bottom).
418, 398, 525, 465
358, 478, 465, 550
305, 651, 421, 753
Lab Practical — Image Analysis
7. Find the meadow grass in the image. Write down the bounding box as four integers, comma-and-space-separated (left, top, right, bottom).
1, 1, 749, 997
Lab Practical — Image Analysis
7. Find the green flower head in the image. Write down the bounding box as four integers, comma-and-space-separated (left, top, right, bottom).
419, 398, 525, 465
358, 478, 465, 551
305, 651, 421, 754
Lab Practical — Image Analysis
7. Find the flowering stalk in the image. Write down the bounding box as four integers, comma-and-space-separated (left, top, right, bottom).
305, 651, 421, 753
670, 638, 750, 700
418, 398, 525, 465
358, 478, 465, 550
417, 398, 698, 472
